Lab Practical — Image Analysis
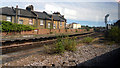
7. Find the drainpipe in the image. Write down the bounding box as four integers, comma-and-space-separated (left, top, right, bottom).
36, 15, 38, 28
51, 15, 53, 29
15, 5, 18, 23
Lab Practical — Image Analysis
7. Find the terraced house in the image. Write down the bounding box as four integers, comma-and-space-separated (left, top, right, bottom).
0, 5, 66, 29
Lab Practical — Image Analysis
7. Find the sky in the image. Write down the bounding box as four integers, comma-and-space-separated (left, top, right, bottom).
0, 0, 119, 27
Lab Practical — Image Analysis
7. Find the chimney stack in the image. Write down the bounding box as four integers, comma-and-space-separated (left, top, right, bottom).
15, 5, 18, 23
16, 5, 18, 8
26, 5, 34, 11
53, 12, 61, 16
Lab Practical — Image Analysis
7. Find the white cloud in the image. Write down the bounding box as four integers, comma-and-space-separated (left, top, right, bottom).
1, 0, 117, 2
44, 2, 118, 22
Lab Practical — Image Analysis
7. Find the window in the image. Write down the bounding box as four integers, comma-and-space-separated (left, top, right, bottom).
48, 22, 50, 28
18, 10, 20, 15
60, 22, 62, 26
6, 16, 12, 22
40, 20, 44, 25
53, 23, 56, 29
29, 19, 33, 25
19, 20, 23, 24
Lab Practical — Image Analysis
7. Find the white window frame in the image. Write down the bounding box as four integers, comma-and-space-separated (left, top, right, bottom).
53, 23, 56, 29
19, 19, 23, 24
6, 16, 12, 22
29, 19, 33, 25
40, 20, 44, 25
18, 10, 20, 15
48, 22, 50, 28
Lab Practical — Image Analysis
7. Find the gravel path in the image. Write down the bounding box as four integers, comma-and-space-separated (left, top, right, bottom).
2, 44, 120, 66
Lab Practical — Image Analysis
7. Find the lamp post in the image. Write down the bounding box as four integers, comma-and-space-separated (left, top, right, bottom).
105, 14, 110, 30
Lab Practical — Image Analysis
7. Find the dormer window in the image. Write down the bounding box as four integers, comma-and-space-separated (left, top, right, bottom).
18, 10, 20, 15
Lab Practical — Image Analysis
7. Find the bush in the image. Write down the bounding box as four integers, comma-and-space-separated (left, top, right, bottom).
86, 27, 90, 31
1, 21, 35, 32
75, 29, 78, 32
80, 37, 93, 44
54, 39, 65, 53
63, 37, 77, 51
106, 26, 120, 43
50, 32, 53, 34
53, 36, 77, 54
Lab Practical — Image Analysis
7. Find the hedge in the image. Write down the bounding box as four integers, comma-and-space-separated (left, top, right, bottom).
105, 26, 120, 43
0, 21, 35, 32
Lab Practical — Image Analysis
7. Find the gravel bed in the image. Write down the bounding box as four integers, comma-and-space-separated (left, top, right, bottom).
2, 44, 120, 66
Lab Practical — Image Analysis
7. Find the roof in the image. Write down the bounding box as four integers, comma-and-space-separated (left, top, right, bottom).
34, 11, 51, 20
0, 7, 36, 18
52, 15, 65, 22
17, 8, 36, 18
0, 7, 66, 21
0, 7, 15, 16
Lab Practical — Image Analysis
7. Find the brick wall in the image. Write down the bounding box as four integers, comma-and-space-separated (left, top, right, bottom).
2, 29, 91, 36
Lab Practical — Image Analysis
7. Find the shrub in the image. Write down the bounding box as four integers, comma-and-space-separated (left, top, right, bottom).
53, 36, 77, 54
54, 38, 65, 54
86, 27, 90, 31
105, 26, 120, 43
50, 32, 53, 34
63, 37, 77, 51
75, 29, 78, 32
1, 21, 35, 32
80, 37, 93, 44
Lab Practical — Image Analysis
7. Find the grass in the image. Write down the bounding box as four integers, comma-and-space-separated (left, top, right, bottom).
104, 40, 116, 45
79, 37, 93, 44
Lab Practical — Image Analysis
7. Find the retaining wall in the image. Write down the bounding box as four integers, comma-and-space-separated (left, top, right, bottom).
2, 29, 93, 36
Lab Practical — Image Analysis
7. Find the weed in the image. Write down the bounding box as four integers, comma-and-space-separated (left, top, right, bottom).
76, 29, 78, 32
50, 32, 53, 34
80, 37, 93, 44
54, 39, 65, 54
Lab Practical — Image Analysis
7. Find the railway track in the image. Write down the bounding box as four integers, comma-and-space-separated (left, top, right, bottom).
1, 31, 104, 64
1, 31, 100, 54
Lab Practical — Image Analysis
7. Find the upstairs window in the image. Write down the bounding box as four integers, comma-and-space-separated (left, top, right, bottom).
40, 20, 44, 25
6, 16, 12, 22
29, 19, 33, 25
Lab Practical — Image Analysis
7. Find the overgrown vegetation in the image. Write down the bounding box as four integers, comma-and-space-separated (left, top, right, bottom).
105, 26, 120, 43
81, 25, 91, 31
75, 29, 78, 32
54, 36, 77, 53
50, 32, 53, 34
44, 35, 77, 54
79, 37, 93, 44
0, 21, 35, 32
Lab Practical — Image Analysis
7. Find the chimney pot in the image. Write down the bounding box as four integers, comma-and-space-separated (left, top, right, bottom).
16, 5, 18, 8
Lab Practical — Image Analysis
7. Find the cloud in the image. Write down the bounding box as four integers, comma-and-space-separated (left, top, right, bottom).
0, 0, 117, 2
44, 2, 118, 23
0, 1, 118, 26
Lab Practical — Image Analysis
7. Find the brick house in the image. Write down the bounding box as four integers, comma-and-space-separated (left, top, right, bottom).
0, 5, 66, 29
